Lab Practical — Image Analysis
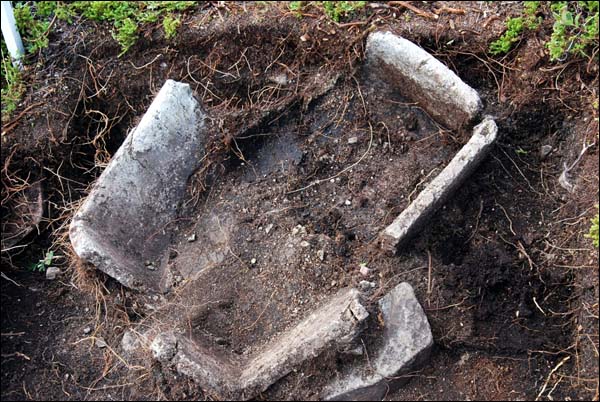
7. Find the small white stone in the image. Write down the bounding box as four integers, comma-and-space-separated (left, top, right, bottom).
348, 136, 358, 144
250, 258, 257, 265
300, 241, 310, 248
359, 263, 370, 276
187, 233, 196, 242
45, 267, 61, 280
317, 250, 325, 261
345, 199, 352, 206
265, 224, 274, 234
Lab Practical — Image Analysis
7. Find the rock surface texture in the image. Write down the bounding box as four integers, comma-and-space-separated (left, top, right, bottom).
323, 283, 433, 401
69, 79, 206, 291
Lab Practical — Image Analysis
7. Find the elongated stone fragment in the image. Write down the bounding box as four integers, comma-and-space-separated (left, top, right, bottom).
70, 80, 206, 290
380, 117, 498, 252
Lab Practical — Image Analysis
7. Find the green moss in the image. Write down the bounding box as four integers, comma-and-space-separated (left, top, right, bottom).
163, 14, 181, 40
490, 16, 525, 55
586, 206, 599, 248
288, 1, 366, 22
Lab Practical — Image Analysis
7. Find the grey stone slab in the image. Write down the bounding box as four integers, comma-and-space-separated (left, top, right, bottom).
69, 80, 206, 291
153, 288, 369, 400
366, 31, 482, 132
323, 282, 433, 401
380, 117, 498, 252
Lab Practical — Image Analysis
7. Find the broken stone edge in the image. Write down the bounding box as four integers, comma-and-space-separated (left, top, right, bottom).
323, 282, 433, 401
380, 117, 498, 252
366, 31, 482, 132
151, 288, 369, 400
69, 79, 206, 291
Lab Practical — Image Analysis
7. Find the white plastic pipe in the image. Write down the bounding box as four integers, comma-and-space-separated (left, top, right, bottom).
1, 1, 25, 67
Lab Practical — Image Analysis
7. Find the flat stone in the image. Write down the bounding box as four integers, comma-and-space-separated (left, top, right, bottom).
323, 282, 433, 401
366, 31, 482, 131
69, 80, 207, 291
380, 117, 498, 252
155, 288, 368, 400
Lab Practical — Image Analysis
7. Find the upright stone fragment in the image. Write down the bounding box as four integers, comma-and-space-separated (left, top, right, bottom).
70, 80, 206, 291
380, 117, 498, 252
366, 31, 482, 131
323, 282, 433, 401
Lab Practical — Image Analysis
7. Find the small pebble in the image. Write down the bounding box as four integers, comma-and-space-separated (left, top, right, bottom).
187, 233, 197, 242
358, 280, 376, 291
83, 327, 91, 335
250, 258, 257, 265
540, 144, 553, 160
265, 224, 274, 234
96, 338, 108, 348
359, 264, 370, 276
347, 136, 358, 144
45, 267, 61, 280
344, 199, 352, 206
300, 240, 310, 248
317, 250, 325, 261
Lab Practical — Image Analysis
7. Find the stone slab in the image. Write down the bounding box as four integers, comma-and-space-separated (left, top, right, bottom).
323, 282, 433, 401
69, 80, 206, 291
380, 117, 498, 252
366, 31, 482, 132
152, 288, 369, 400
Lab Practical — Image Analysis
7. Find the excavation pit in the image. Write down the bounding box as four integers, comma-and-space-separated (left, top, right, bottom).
70, 30, 497, 399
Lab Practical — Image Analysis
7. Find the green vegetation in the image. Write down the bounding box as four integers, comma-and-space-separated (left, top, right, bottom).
288, 1, 367, 22
1, 44, 24, 121
546, 1, 599, 60
515, 147, 529, 155
586, 206, 599, 248
57, 1, 194, 55
490, 16, 526, 55
29, 250, 55, 272
1, 1, 195, 122
321, 1, 366, 22
489, 1, 541, 55
489, 1, 599, 61
163, 14, 181, 39
13, 3, 53, 54
11, 1, 194, 55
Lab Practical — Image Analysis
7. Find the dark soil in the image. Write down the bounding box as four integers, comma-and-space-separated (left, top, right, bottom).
2, 2, 598, 401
